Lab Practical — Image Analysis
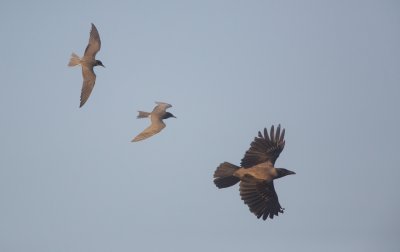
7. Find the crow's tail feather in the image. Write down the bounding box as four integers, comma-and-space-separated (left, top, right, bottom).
213, 162, 240, 188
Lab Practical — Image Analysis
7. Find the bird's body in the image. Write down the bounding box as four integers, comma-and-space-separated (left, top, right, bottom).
68, 23, 104, 108
132, 102, 176, 142
213, 125, 295, 220
233, 161, 277, 183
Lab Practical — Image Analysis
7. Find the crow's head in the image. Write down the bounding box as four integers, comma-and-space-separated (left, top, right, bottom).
275, 168, 296, 179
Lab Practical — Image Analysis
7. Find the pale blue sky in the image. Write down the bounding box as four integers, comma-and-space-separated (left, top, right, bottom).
0, 0, 399, 251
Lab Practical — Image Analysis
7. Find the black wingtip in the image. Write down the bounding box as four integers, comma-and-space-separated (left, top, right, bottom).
276, 124, 281, 141
79, 100, 86, 108
270, 125, 275, 142
280, 128, 286, 142
264, 128, 270, 141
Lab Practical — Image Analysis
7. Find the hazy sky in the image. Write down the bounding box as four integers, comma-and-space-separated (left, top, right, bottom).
0, 1, 399, 251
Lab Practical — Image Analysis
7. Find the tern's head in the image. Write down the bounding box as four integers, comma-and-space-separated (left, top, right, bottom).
163, 112, 176, 120
95, 60, 105, 67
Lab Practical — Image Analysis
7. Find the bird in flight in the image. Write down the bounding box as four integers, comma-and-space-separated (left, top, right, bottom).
68, 23, 105, 108
213, 125, 295, 220
132, 102, 176, 142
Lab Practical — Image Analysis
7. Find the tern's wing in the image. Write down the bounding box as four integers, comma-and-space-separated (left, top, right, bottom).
79, 65, 96, 107
131, 120, 166, 142
84, 23, 101, 58
152, 102, 172, 115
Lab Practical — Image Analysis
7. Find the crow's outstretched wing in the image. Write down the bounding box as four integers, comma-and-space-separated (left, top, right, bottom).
239, 181, 284, 220
240, 125, 285, 168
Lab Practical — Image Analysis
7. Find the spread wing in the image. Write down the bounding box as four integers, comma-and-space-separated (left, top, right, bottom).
132, 120, 166, 142
80, 66, 96, 107
152, 102, 172, 116
84, 23, 101, 58
239, 181, 284, 220
241, 125, 285, 168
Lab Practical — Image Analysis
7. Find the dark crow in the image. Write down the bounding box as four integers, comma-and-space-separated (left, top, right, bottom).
213, 125, 295, 220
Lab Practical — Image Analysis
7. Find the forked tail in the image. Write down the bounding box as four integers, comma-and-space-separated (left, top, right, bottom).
68, 53, 81, 67
137, 111, 151, 119
213, 162, 240, 188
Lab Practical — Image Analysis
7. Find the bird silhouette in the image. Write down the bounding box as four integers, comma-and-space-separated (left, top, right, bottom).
68, 23, 105, 107
132, 102, 176, 142
213, 125, 295, 220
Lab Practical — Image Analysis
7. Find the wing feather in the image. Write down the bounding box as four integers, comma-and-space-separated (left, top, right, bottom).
239, 181, 283, 220
275, 125, 281, 142
132, 120, 166, 142
279, 128, 285, 143
240, 125, 285, 168
80, 66, 96, 107
270, 125, 275, 142
84, 23, 101, 58
152, 102, 172, 113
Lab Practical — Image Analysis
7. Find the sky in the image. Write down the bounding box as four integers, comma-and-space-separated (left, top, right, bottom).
0, 0, 399, 251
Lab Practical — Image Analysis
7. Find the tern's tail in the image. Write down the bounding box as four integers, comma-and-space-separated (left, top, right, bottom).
213, 162, 241, 188
137, 111, 151, 119
68, 53, 81, 67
